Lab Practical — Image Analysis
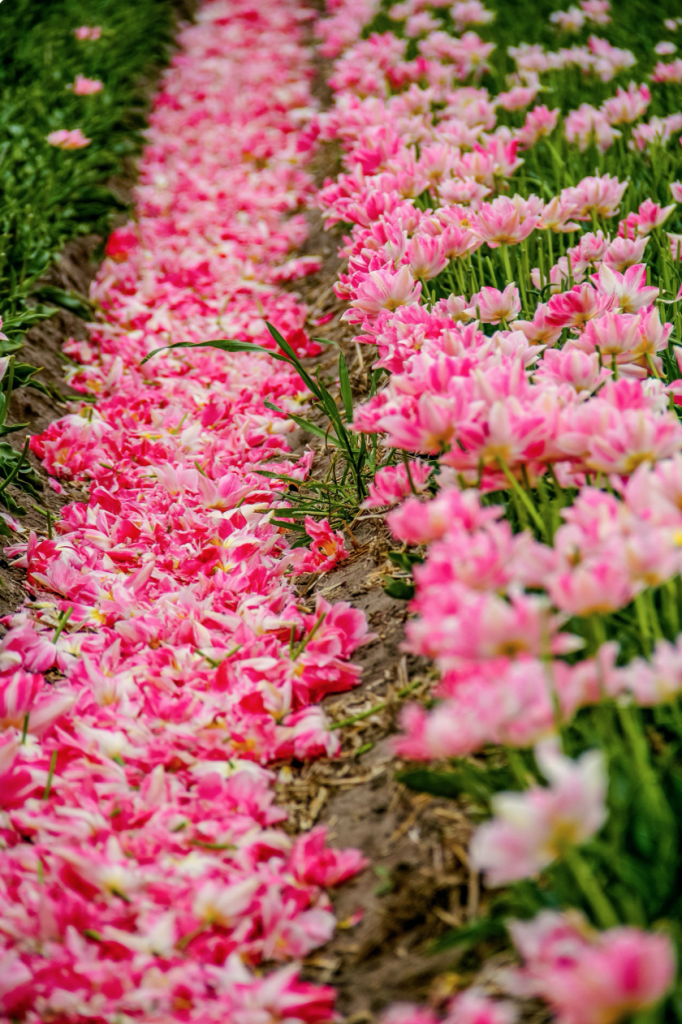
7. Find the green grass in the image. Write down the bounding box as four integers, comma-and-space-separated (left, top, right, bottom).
0, 0, 177, 509
0, 0, 176, 327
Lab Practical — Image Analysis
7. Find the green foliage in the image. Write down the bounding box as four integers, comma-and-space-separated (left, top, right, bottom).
150, 325, 419, 537
0, 0, 175, 311
0, 0, 176, 508
365, 0, 682, 87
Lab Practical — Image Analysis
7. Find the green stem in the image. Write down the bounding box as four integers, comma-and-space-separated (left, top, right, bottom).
563, 846, 619, 929
505, 746, 530, 788
330, 680, 420, 730
52, 607, 73, 644
663, 579, 679, 638
402, 452, 418, 496
0, 357, 15, 429
500, 244, 513, 285
617, 703, 675, 829
292, 612, 327, 660
0, 435, 30, 496
496, 457, 548, 541
43, 750, 58, 800
635, 593, 652, 656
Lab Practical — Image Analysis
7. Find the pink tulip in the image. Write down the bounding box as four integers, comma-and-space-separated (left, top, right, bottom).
72, 74, 103, 95
362, 460, 431, 508
344, 264, 421, 321
561, 174, 628, 220
74, 25, 102, 40
652, 58, 682, 83
472, 194, 542, 247
466, 283, 521, 323
46, 128, 91, 149
471, 739, 607, 884
545, 283, 611, 330
593, 262, 659, 314
407, 234, 448, 279
516, 104, 560, 148
508, 911, 674, 1024
601, 82, 650, 125
565, 105, 620, 152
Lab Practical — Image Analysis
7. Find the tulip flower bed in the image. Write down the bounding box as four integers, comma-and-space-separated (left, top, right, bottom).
303, 0, 682, 1019
6, 0, 682, 1020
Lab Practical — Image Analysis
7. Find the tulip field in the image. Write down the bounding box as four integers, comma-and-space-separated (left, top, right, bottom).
2, 0, 682, 1020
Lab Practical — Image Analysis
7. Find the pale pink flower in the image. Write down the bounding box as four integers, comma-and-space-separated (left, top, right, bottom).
72, 74, 103, 95
46, 128, 91, 149
466, 283, 521, 323
671, 181, 682, 203
652, 58, 682, 83
618, 198, 676, 239
471, 739, 607, 885
497, 84, 539, 112
580, 0, 610, 23
588, 35, 636, 81
620, 635, 682, 704
631, 113, 682, 151
565, 104, 620, 153
535, 348, 610, 393
508, 911, 675, 1024
407, 234, 448, 279
450, 0, 495, 31
516, 304, 564, 346
538, 195, 581, 233
574, 311, 641, 361
438, 177, 491, 205
601, 82, 650, 125
344, 265, 421, 320
586, 407, 682, 475
635, 306, 673, 356
561, 174, 628, 220
362, 461, 431, 508
444, 990, 517, 1024
472, 195, 541, 247
74, 25, 102, 40
388, 487, 500, 544
601, 235, 649, 271
550, 6, 586, 32
405, 12, 440, 36
593, 262, 659, 313
509, 42, 551, 74
440, 222, 480, 259
515, 105, 560, 149
655, 41, 677, 55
